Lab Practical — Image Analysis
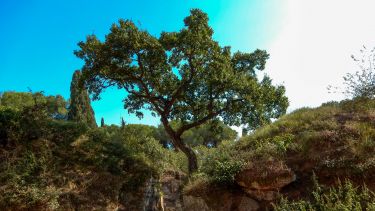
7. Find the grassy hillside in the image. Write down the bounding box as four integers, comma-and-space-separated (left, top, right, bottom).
238, 98, 375, 178
186, 98, 375, 209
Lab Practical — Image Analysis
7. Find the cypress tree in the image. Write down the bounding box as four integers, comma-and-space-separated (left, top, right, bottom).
68, 70, 97, 127
121, 117, 126, 127
101, 117, 105, 127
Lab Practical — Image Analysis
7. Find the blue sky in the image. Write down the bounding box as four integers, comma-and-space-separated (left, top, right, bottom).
0, 0, 283, 126
3, 0, 374, 128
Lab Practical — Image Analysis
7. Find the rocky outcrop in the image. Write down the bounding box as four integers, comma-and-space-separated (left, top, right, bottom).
182, 160, 297, 211
182, 195, 211, 211
160, 171, 186, 211
117, 162, 296, 211
159, 170, 259, 211
143, 177, 161, 211
184, 182, 260, 211
235, 160, 296, 201
119, 177, 161, 211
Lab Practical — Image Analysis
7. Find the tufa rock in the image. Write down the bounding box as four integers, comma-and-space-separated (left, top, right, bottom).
235, 160, 296, 201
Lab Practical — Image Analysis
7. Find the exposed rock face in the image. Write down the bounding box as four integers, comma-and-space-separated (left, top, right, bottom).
235, 160, 296, 201
117, 164, 295, 211
160, 170, 259, 211
119, 177, 161, 211
143, 177, 161, 211
202, 191, 259, 211
185, 183, 260, 211
160, 171, 186, 211
182, 195, 211, 211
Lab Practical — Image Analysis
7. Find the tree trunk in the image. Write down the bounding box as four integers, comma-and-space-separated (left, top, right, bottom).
161, 118, 198, 174
174, 136, 198, 173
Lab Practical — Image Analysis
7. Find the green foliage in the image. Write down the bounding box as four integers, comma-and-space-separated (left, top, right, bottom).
0, 115, 171, 210
67, 70, 97, 127
198, 141, 244, 184
0, 92, 34, 109
236, 98, 375, 173
76, 124, 183, 175
240, 132, 295, 158
238, 101, 341, 152
18, 103, 51, 140
76, 8, 289, 128
0, 141, 61, 209
0, 101, 52, 144
271, 133, 294, 153
0, 91, 68, 119
343, 47, 375, 99
100, 117, 105, 127
75, 9, 288, 172
154, 120, 237, 148
0, 106, 20, 146
274, 180, 375, 211
48, 120, 88, 144
121, 117, 126, 127
122, 124, 156, 139
163, 150, 188, 173
0, 92, 88, 147
328, 46, 375, 100
183, 120, 237, 147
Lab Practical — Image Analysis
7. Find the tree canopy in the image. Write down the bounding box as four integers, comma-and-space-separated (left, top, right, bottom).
0, 91, 68, 119
75, 9, 288, 173
155, 120, 237, 148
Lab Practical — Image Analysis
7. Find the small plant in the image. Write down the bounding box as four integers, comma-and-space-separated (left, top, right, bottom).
329, 46, 375, 99
274, 179, 375, 211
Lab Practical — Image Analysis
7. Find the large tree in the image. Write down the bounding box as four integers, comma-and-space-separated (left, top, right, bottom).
75, 9, 288, 173
67, 70, 97, 127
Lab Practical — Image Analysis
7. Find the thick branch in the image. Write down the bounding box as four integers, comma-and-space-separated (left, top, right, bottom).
175, 98, 243, 136
123, 85, 164, 114
176, 108, 224, 137
166, 54, 197, 111
119, 52, 166, 114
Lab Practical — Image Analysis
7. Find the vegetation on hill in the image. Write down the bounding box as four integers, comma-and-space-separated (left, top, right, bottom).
184, 97, 375, 209
275, 178, 375, 211
0, 98, 187, 209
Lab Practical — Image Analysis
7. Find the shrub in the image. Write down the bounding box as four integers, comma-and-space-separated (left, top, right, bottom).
274, 180, 375, 211
328, 46, 375, 100
0, 106, 20, 146
199, 141, 244, 184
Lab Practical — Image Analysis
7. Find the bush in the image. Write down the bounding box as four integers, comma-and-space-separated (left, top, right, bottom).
0, 142, 59, 209
47, 120, 88, 144
199, 141, 244, 184
0, 106, 20, 146
274, 179, 375, 211
328, 46, 375, 100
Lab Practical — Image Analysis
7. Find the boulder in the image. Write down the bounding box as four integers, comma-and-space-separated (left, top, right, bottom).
235, 160, 296, 201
